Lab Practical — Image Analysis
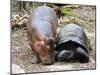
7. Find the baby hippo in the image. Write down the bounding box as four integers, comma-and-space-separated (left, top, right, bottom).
55, 24, 90, 63
27, 6, 58, 65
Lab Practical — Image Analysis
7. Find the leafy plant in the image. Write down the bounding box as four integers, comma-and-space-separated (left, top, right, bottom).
61, 7, 79, 17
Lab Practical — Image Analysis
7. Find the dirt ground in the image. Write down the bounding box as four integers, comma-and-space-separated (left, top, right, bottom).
11, 5, 96, 74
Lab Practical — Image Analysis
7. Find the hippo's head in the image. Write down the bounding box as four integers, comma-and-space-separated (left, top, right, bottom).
34, 38, 55, 65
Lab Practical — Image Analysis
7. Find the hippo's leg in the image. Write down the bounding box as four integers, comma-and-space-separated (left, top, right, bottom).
76, 47, 89, 63
57, 50, 74, 61
28, 43, 41, 64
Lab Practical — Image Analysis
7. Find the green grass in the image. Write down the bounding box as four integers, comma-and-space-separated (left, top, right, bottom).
61, 7, 80, 17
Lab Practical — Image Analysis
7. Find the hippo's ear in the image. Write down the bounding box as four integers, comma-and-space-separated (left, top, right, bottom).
34, 42, 44, 54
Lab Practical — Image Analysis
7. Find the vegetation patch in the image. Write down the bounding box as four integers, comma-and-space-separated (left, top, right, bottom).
61, 6, 80, 17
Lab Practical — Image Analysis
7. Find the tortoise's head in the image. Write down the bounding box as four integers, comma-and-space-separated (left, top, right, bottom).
57, 50, 74, 61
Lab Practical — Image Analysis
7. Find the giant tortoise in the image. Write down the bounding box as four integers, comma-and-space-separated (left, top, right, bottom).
55, 24, 90, 63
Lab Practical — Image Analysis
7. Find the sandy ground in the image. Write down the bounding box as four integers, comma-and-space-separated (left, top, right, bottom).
11, 5, 96, 74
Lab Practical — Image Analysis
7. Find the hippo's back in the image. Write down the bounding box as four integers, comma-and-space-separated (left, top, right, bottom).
31, 6, 58, 26
27, 6, 58, 38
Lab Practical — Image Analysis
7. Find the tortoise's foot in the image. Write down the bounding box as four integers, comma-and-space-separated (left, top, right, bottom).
76, 47, 89, 63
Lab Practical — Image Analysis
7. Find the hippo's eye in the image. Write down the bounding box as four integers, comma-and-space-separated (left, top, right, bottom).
46, 39, 55, 50
46, 40, 51, 47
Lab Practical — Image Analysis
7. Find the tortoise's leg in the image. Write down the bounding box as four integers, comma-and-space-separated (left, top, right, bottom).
76, 47, 89, 63
54, 51, 59, 61
57, 50, 74, 61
